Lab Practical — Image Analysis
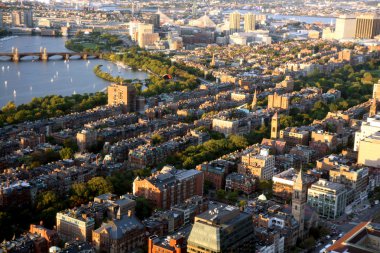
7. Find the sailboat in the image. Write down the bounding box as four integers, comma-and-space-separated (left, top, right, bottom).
13, 90, 16, 97
30, 86, 32, 91
4, 81, 7, 88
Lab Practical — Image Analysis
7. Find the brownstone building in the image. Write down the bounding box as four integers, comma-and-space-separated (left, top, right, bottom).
148, 235, 187, 253
133, 166, 204, 209
196, 159, 233, 190
29, 224, 59, 248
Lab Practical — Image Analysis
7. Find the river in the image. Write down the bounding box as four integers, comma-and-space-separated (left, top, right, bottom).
0, 36, 148, 106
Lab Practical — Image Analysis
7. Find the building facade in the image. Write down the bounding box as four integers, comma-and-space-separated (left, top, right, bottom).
307, 179, 347, 219
133, 166, 204, 209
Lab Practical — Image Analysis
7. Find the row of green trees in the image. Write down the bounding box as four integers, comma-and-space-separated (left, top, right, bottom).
278, 59, 380, 129
93, 64, 124, 83
0, 92, 107, 126
65, 32, 122, 53
104, 48, 200, 96
166, 126, 270, 170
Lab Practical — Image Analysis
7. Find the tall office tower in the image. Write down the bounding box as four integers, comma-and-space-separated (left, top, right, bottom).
11, 11, 22, 27
149, 14, 160, 29
355, 14, 380, 39
334, 15, 356, 39
244, 13, 256, 32
292, 169, 307, 239
0, 11, 3, 28
270, 112, 280, 139
107, 83, 137, 112
23, 9, 33, 28
229, 11, 241, 33
373, 80, 380, 100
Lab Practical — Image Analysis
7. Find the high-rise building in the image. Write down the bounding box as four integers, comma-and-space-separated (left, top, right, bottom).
149, 14, 160, 29
0, 11, 3, 29
369, 98, 377, 118
107, 83, 137, 112
355, 113, 380, 151
11, 11, 22, 27
292, 169, 307, 239
355, 14, 380, 39
244, 13, 256, 32
373, 80, 380, 100
271, 112, 280, 139
358, 131, 380, 168
137, 23, 159, 48
334, 15, 356, 39
229, 12, 241, 33
187, 202, 255, 253
23, 9, 33, 28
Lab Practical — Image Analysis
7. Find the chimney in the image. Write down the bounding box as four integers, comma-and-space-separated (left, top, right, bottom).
128, 210, 133, 217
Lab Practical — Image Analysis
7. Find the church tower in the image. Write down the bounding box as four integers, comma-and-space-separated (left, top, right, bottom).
251, 89, 257, 110
292, 169, 307, 239
210, 53, 216, 67
270, 112, 280, 139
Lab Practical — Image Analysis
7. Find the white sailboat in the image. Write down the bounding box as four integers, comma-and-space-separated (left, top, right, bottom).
4, 81, 7, 88
13, 89, 16, 97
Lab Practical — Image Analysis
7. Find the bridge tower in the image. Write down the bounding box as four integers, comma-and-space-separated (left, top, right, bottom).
41, 48, 48, 61
65, 54, 70, 61
12, 48, 19, 62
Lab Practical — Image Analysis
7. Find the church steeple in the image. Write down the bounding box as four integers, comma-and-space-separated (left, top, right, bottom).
251, 89, 258, 110
210, 53, 216, 67
292, 167, 307, 239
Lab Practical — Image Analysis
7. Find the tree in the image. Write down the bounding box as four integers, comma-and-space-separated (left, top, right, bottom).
151, 134, 164, 145
135, 197, 153, 219
60, 147, 74, 160
36, 191, 59, 211
216, 189, 226, 200
87, 177, 113, 197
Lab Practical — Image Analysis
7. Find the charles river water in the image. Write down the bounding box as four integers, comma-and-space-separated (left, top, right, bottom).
0, 36, 148, 106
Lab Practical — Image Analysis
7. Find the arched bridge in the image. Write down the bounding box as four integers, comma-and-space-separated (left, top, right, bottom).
0, 48, 102, 62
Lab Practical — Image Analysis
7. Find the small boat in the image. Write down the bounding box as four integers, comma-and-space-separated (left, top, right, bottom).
51, 78, 54, 83
1, 66, 4, 71
30, 86, 32, 91
70, 78, 73, 83
73, 90, 76, 95
56, 71, 59, 76
67, 64, 69, 69
4, 81, 7, 88
13, 89, 16, 97
17, 71, 20, 76
7, 66, 9, 70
